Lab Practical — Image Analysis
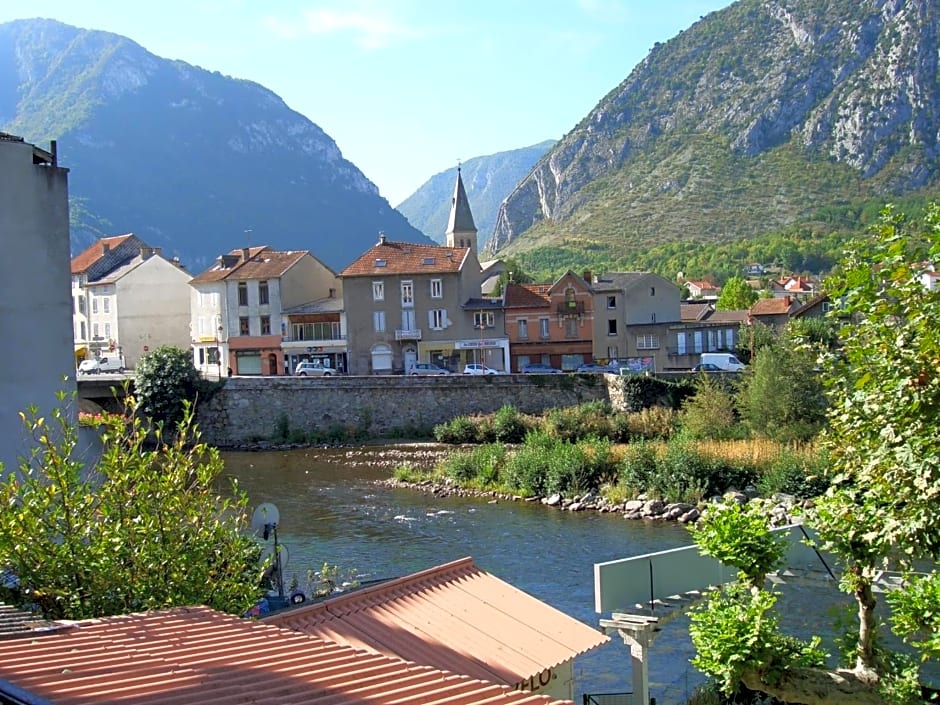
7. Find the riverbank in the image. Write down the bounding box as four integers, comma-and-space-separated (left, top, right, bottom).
379, 475, 809, 527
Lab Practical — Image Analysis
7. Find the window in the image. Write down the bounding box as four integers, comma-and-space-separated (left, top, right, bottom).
650, 287, 656, 296
239, 316, 250, 335
104, 323, 111, 338
518, 319, 528, 339
636, 334, 660, 350
103, 297, 110, 313
259, 280, 269, 305
429, 309, 446, 329
430, 279, 443, 298
292, 322, 341, 340
608, 319, 618, 336
260, 315, 271, 335
92, 323, 99, 338
373, 311, 386, 333
238, 282, 248, 306
539, 317, 550, 338
607, 346, 619, 360
693, 331, 703, 353
372, 281, 384, 301
80, 321, 86, 340
564, 318, 578, 338
401, 281, 414, 307
677, 332, 687, 355
474, 311, 495, 328
92, 297, 98, 314
78, 297, 86, 314
607, 295, 616, 309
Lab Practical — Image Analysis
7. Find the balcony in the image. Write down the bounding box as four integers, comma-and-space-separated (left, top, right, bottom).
395, 328, 422, 341
556, 301, 585, 316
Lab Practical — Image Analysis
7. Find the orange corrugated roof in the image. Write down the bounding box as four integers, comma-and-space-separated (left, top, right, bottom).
0, 606, 571, 705
265, 557, 609, 687
340, 239, 469, 277
70, 234, 135, 274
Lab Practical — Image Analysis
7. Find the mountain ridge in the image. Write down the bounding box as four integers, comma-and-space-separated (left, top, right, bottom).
0, 18, 430, 271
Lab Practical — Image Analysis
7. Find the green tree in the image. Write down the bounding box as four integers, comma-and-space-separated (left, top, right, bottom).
716, 276, 758, 310
737, 342, 826, 442
0, 395, 264, 619
135, 345, 202, 426
678, 372, 739, 440
689, 204, 940, 704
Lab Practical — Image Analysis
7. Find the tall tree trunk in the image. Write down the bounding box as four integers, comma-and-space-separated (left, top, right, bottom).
853, 563, 880, 678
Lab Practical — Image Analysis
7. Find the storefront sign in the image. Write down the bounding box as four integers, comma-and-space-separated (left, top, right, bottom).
455, 339, 504, 349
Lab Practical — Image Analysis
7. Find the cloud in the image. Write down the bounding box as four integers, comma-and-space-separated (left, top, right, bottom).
262, 7, 425, 49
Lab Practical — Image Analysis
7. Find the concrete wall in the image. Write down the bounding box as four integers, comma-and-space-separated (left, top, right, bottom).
0, 138, 73, 475
194, 375, 615, 446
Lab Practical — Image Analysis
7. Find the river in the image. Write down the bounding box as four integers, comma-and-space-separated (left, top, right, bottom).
220, 444, 854, 705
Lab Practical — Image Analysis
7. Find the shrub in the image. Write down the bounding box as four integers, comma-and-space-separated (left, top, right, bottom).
680, 374, 740, 440
490, 405, 530, 443
434, 416, 479, 444
756, 447, 830, 498
134, 345, 201, 427
619, 440, 660, 496
441, 444, 506, 484
544, 401, 614, 441
622, 406, 680, 441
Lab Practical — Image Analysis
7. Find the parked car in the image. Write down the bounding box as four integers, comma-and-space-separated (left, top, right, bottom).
520, 362, 563, 374
408, 362, 451, 376
691, 363, 722, 372
575, 362, 616, 374
294, 361, 336, 376
462, 363, 503, 375
78, 355, 125, 375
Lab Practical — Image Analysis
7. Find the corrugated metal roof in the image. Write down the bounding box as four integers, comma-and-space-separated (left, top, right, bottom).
265, 557, 609, 687
0, 606, 571, 705
0, 602, 63, 639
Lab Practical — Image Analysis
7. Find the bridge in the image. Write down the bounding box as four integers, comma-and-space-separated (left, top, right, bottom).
76, 374, 133, 413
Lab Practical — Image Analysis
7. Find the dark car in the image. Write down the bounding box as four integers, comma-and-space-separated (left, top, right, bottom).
691, 363, 722, 372
520, 362, 563, 374
407, 362, 451, 376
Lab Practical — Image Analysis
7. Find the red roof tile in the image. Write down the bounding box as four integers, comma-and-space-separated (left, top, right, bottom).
504, 284, 551, 308
190, 247, 309, 284
265, 557, 608, 688
70, 234, 136, 274
340, 239, 469, 277
750, 296, 795, 315
0, 606, 571, 705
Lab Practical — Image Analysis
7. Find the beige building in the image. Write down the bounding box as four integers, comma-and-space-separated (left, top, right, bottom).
590, 272, 682, 373
189, 246, 340, 376
71, 234, 192, 368
340, 170, 508, 374
0, 133, 73, 475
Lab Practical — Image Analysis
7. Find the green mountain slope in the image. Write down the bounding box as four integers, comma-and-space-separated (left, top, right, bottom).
489, 0, 940, 276
0, 19, 430, 271
395, 141, 554, 249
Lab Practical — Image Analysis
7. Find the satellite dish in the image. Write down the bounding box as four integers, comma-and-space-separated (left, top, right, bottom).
261, 543, 290, 571
251, 503, 280, 538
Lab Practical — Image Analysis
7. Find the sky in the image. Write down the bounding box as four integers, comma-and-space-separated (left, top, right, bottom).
1, 1, 733, 205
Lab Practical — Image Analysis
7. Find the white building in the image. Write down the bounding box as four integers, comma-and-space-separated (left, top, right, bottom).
0, 133, 73, 475
71, 235, 192, 368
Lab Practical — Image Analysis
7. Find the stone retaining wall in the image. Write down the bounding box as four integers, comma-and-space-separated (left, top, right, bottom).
195, 374, 618, 446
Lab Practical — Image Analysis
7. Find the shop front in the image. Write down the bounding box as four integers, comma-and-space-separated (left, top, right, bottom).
454, 337, 510, 372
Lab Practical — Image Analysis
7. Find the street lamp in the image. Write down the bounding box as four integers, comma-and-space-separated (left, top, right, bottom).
217, 325, 224, 379
477, 310, 486, 367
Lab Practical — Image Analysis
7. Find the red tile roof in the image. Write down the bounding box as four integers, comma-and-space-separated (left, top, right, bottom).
70, 234, 136, 274
750, 296, 795, 315
189, 246, 309, 283
504, 283, 551, 308
265, 557, 609, 688
0, 606, 571, 705
340, 239, 469, 277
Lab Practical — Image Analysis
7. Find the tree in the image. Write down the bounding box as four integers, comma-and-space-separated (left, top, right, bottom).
135, 345, 202, 426
0, 394, 264, 619
716, 276, 758, 310
688, 204, 940, 704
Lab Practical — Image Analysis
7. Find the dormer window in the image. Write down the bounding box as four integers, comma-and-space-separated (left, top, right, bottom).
422, 257, 435, 265
375, 259, 387, 267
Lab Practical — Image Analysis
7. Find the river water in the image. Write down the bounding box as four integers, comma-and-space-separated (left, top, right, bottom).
220, 445, 854, 704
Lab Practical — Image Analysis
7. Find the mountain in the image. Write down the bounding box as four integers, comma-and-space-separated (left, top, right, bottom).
0, 19, 431, 272
489, 0, 940, 270
395, 141, 554, 249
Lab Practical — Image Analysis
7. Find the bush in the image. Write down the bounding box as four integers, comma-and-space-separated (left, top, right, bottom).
619, 440, 660, 496
543, 401, 614, 441
680, 374, 740, 440
441, 444, 506, 484
134, 346, 201, 427
621, 406, 680, 441
489, 405, 530, 443
434, 416, 479, 444
756, 447, 830, 498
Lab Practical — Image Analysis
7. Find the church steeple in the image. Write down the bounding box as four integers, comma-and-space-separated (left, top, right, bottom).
445, 166, 477, 251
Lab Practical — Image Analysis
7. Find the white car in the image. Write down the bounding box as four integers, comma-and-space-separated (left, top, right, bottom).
462, 363, 502, 375
78, 355, 125, 374
294, 361, 336, 377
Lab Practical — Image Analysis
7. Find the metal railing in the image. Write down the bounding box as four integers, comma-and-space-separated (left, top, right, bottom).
582, 692, 633, 705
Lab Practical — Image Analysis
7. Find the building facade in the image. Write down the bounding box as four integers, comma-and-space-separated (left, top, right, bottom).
190, 246, 340, 376
71, 235, 191, 367
0, 134, 73, 475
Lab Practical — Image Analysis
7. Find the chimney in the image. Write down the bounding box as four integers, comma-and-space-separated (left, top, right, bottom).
140, 246, 154, 259
241, 247, 250, 262
101, 243, 110, 254
50, 140, 58, 167
582, 270, 592, 283
378, 231, 386, 245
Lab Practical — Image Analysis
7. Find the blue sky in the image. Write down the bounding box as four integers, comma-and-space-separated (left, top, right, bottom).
1, 1, 732, 204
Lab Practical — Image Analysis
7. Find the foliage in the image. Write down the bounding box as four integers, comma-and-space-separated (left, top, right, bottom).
433, 415, 480, 444
0, 394, 264, 619
755, 448, 830, 499
134, 345, 202, 427
735, 321, 777, 364
717, 277, 759, 311
488, 404, 531, 443
543, 400, 614, 440
689, 500, 787, 588
618, 406, 680, 441
736, 343, 826, 442
680, 373, 740, 440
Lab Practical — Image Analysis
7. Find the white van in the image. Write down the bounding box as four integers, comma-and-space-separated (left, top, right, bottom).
78, 355, 126, 374
699, 352, 746, 372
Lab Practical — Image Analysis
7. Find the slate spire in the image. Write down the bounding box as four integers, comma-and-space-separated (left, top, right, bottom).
445, 166, 477, 251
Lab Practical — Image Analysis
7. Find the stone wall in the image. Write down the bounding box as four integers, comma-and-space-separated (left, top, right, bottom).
195, 375, 617, 446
